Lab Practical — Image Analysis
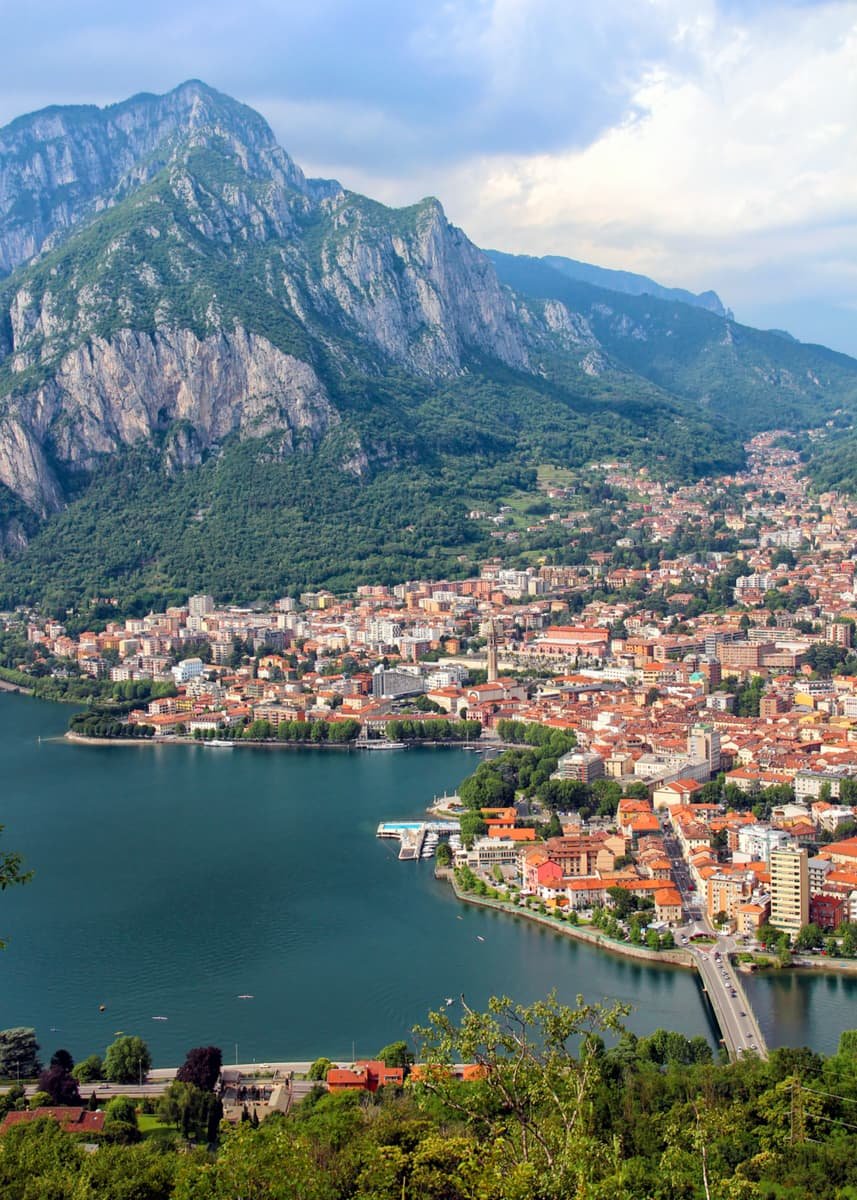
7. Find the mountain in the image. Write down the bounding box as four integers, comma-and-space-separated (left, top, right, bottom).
486, 251, 857, 432
0, 80, 856, 608
537, 253, 731, 317
0, 80, 318, 277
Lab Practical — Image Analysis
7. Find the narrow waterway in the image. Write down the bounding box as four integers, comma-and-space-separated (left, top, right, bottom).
0, 693, 847, 1064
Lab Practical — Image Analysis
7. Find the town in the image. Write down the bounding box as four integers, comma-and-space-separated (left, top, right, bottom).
5, 430, 857, 1015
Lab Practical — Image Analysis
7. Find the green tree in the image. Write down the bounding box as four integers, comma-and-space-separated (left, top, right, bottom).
72, 1053, 104, 1083
0, 1027, 41, 1079
376, 1040, 414, 1071
104, 1035, 151, 1084
308, 1057, 334, 1081
103, 1094, 142, 1144
458, 810, 487, 849
435, 841, 453, 867
837, 1030, 857, 1057
157, 1080, 223, 1142
0, 827, 32, 950
414, 991, 628, 1197
795, 923, 825, 952
0, 1082, 25, 1120
606, 886, 637, 919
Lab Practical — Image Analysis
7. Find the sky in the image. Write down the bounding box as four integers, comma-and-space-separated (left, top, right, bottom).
1, 0, 854, 356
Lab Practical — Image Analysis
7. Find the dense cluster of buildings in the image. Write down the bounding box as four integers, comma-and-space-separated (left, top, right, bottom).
8, 433, 857, 939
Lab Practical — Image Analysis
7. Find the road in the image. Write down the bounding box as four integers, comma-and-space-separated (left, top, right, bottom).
660, 814, 768, 1059
690, 941, 767, 1059
2, 1062, 319, 1101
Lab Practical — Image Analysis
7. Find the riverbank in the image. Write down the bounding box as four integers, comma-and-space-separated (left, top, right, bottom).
439, 869, 694, 970
734, 951, 857, 976
788, 955, 857, 975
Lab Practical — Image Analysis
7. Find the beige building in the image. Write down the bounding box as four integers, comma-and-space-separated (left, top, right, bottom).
769, 847, 809, 933
707, 870, 754, 922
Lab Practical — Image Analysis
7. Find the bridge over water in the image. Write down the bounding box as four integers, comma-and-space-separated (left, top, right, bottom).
691, 941, 768, 1059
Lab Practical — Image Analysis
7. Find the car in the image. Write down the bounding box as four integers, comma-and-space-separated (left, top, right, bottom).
740, 1011, 746, 1017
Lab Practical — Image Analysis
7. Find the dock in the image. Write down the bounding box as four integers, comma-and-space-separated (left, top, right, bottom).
376, 819, 460, 860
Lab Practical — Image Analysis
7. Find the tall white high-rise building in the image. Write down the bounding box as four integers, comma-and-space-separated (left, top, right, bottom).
188, 594, 215, 617
687, 723, 721, 774
770, 847, 809, 933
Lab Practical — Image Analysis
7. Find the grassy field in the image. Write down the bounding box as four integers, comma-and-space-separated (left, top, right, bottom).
137, 1113, 175, 1140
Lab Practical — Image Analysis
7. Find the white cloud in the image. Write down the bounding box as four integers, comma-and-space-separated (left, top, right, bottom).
0, 0, 853, 351
297, 1, 855, 349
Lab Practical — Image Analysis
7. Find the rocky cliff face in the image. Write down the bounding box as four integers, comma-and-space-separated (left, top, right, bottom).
0, 81, 542, 534
300, 195, 529, 376
0, 80, 320, 276
0, 79, 531, 385
0, 326, 336, 513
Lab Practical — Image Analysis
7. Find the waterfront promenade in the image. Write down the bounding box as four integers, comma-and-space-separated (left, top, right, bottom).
442, 871, 770, 1060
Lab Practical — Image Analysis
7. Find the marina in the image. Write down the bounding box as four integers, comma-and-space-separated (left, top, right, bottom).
376, 819, 461, 860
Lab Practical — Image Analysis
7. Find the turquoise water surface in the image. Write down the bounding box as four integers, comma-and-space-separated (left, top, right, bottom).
1, 692, 845, 1064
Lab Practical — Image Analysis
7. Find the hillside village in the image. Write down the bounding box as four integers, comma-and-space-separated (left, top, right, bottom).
5, 432, 857, 948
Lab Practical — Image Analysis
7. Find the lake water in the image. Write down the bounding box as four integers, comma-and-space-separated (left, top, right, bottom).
0, 692, 849, 1064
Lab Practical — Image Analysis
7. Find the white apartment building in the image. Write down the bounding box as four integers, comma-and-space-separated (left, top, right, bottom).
769, 847, 809, 933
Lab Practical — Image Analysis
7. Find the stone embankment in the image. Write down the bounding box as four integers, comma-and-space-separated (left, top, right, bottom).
439, 869, 694, 970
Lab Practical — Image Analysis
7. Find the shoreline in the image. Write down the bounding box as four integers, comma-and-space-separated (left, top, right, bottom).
64, 731, 358, 749
0, 676, 34, 696
63, 731, 479, 751
784, 955, 857, 976
439, 870, 695, 970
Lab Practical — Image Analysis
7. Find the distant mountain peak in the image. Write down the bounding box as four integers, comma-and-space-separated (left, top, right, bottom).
539, 254, 731, 318
0, 80, 325, 275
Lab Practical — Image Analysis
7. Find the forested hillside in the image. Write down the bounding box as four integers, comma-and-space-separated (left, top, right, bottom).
1, 81, 856, 607
1, 994, 857, 1199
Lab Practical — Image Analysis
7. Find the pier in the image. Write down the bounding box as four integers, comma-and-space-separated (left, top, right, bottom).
376, 819, 460, 860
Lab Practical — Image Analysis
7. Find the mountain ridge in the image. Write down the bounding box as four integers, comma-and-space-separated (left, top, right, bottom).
0, 81, 855, 606
539, 252, 730, 318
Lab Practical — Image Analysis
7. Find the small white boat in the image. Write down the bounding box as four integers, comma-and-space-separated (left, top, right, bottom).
476, 936, 485, 942
237, 993, 254, 1000
357, 740, 406, 750
444, 997, 455, 1006
151, 1016, 168, 1021
206, 739, 233, 748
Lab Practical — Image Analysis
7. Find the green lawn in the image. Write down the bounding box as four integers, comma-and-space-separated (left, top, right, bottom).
137, 1113, 175, 1139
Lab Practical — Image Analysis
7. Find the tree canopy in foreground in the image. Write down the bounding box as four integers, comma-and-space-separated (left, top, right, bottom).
1, 997, 857, 1198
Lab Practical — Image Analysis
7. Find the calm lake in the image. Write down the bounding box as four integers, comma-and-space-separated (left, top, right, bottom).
0, 692, 851, 1064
